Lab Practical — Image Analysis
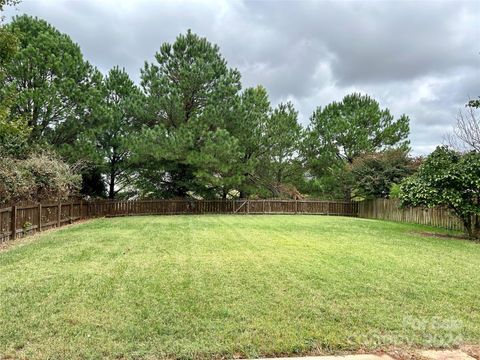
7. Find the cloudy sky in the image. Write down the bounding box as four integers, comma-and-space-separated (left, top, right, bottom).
5, 0, 480, 154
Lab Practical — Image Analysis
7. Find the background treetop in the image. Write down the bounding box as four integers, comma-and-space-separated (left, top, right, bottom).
3, 15, 102, 146
306, 93, 410, 164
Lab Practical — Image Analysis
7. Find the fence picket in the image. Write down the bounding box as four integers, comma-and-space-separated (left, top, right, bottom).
357, 198, 465, 231
3, 198, 467, 243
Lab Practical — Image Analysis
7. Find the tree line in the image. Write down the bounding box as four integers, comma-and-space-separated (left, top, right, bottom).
1, 14, 416, 202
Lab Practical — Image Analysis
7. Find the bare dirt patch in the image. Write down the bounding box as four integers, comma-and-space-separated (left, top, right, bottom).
461, 345, 480, 359
414, 231, 469, 241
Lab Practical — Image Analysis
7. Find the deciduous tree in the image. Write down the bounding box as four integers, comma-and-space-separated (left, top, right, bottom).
400, 146, 480, 239
467, 97, 480, 109
350, 149, 420, 199
446, 106, 480, 152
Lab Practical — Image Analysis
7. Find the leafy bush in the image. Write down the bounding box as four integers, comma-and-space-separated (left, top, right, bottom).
389, 183, 401, 198
400, 146, 480, 239
350, 149, 420, 199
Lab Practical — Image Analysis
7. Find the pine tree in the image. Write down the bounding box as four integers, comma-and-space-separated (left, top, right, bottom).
304, 93, 410, 200
135, 30, 242, 198
2, 15, 102, 146
79, 67, 144, 199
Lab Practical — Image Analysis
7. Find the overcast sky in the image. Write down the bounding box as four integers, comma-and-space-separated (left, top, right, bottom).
4, 0, 480, 154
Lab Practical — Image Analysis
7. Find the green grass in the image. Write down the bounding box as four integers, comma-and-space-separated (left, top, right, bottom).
0, 215, 479, 359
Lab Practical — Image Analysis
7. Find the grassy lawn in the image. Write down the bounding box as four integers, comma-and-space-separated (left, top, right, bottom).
0, 215, 479, 359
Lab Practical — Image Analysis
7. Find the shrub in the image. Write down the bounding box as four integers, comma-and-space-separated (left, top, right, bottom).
400, 146, 480, 239
350, 149, 420, 199
0, 151, 81, 204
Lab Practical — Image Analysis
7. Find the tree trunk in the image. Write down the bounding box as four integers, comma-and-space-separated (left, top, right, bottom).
171, 164, 192, 198
343, 185, 352, 202
473, 214, 480, 239
108, 171, 115, 199
462, 215, 480, 239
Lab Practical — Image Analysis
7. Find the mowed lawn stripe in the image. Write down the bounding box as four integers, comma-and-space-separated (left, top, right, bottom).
0, 215, 479, 359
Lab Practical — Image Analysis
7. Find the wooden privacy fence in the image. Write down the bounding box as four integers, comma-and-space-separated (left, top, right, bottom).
1, 198, 471, 244
358, 198, 465, 231
0, 199, 358, 242
0, 202, 88, 243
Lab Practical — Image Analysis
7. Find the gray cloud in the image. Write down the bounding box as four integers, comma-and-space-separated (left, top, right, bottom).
5, 0, 480, 155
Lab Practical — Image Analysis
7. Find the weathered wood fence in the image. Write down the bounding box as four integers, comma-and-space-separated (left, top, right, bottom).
0, 199, 357, 242
1, 198, 472, 243
358, 198, 465, 231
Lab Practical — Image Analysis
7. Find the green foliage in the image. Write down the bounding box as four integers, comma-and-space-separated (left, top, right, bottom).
1, 18, 420, 201
2, 15, 102, 146
226, 86, 270, 197
0, 15, 108, 200
136, 30, 242, 198
0, 1, 20, 129
304, 93, 410, 200
264, 102, 302, 183
0, 74, 30, 157
0, 113, 30, 157
78, 67, 144, 199
0, 25, 18, 67
257, 102, 303, 196
0, 12, 28, 157
389, 183, 401, 199
305, 93, 410, 164
467, 97, 480, 109
226, 88, 304, 198
400, 146, 480, 238
0, 0, 19, 15
0, 151, 81, 204
350, 149, 420, 199
303, 162, 352, 200
79, 168, 106, 199
0, 15, 31, 158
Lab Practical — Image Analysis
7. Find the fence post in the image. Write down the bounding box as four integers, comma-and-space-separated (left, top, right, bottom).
57, 203, 61, 227
10, 205, 17, 240
295, 199, 298, 214
38, 203, 42, 232
247, 200, 250, 214
79, 200, 83, 219
69, 202, 73, 224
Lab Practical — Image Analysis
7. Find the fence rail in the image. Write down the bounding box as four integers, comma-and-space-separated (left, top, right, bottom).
0, 199, 358, 243
357, 198, 465, 231
1, 198, 472, 244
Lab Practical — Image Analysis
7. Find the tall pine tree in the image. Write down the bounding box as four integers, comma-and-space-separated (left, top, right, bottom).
304, 93, 410, 200
135, 30, 242, 198
77, 67, 144, 199
2, 15, 102, 146
261, 102, 302, 193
